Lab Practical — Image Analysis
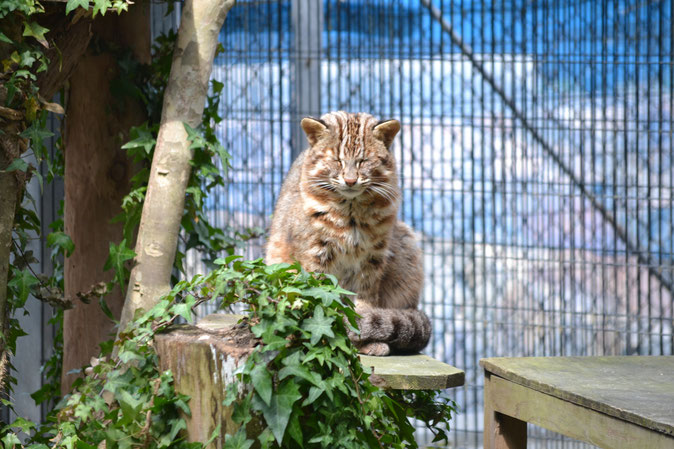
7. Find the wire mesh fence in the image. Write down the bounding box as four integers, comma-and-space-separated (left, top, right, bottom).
187, 1, 674, 447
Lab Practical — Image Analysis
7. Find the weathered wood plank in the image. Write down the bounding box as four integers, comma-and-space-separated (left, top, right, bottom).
484, 373, 527, 449
196, 313, 241, 331
359, 354, 464, 390
486, 374, 674, 449
480, 356, 674, 436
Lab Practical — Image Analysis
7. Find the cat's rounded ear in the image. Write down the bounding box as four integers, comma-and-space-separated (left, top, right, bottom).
373, 119, 401, 148
301, 117, 328, 146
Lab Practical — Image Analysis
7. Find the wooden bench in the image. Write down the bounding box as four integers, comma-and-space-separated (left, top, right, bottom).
155, 313, 464, 447
481, 356, 674, 449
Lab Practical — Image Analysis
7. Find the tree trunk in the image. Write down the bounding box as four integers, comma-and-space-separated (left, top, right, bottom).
118, 0, 236, 334
61, 7, 150, 393
0, 15, 26, 402
0, 121, 23, 395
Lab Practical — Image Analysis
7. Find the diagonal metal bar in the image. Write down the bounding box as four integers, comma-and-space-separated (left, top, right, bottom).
420, 0, 672, 294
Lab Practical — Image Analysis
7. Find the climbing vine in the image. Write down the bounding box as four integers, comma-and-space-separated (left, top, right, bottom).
0, 0, 134, 423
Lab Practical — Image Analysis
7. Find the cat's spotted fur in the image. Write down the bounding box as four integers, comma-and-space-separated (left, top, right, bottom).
266, 111, 430, 356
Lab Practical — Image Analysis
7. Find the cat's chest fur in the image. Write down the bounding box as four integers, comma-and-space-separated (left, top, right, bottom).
304, 198, 393, 288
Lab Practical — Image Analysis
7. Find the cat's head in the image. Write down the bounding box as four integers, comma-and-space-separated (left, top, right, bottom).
300, 111, 400, 201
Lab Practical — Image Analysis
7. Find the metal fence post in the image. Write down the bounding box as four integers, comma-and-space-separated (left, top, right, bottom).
291, 0, 323, 160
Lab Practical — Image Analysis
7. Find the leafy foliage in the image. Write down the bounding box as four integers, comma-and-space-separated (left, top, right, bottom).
65, 0, 131, 17
1, 0, 48, 127
0, 0, 161, 437
217, 259, 456, 448
7, 258, 453, 449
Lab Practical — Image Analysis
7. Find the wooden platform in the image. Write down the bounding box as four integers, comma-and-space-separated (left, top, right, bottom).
360, 354, 464, 390
481, 356, 674, 448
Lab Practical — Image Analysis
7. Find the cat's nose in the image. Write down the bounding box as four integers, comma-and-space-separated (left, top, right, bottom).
344, 176, 358, 186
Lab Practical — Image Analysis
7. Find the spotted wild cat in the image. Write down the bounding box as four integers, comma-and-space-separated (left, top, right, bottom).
265, 111, 431, 356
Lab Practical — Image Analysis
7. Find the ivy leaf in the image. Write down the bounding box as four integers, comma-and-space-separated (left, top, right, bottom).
211, 79, 224, 94
184, 123, 206, 150
19, 121, 54, 152
287, 410, 304, 448
172, 302, 195, 323
92, 0, 108, 17
3, 158, 29, 173
75, 441, 96, 449
121, 124, 156, 156
230, 393, 252, 426
223, 428, 254, 449
8, 268, 39, 307
117, 389, 142, 423
214, 141, 231, 172
47, 231, 74, 257
1, 433, 21, 448
302, 287, 339, 307
251, 380, 302, 444
99, 295, 115, 321
186, 186, 203, 207
9, 416, 36, 433
103, 239, 136, 290
278, 364, 323, 388
301, 306, 335, 345
23, 21, 49, 48
0, 32, 12, 44
302, 386, 324, 406
205, 424, 222, 447
172, 294, 197, 323
250, 363, 272, 406
65, 0, 89, 15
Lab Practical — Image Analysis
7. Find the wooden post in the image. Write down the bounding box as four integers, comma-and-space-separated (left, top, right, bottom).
154, 315, 261, 448
62, 6, 151, 392
484, 372, 527, 449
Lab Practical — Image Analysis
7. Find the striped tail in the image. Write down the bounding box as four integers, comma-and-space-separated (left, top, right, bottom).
349, 308, 431, 355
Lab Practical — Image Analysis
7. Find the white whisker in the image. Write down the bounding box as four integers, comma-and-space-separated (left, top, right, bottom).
371, 184, 400, 204
368, 184, 397, 203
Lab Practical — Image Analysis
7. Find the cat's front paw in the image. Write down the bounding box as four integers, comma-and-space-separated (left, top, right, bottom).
358, 342, 391, 356
354, 298, 375, 313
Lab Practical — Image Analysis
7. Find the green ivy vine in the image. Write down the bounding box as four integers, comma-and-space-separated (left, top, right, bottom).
0, 0, 133, 426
